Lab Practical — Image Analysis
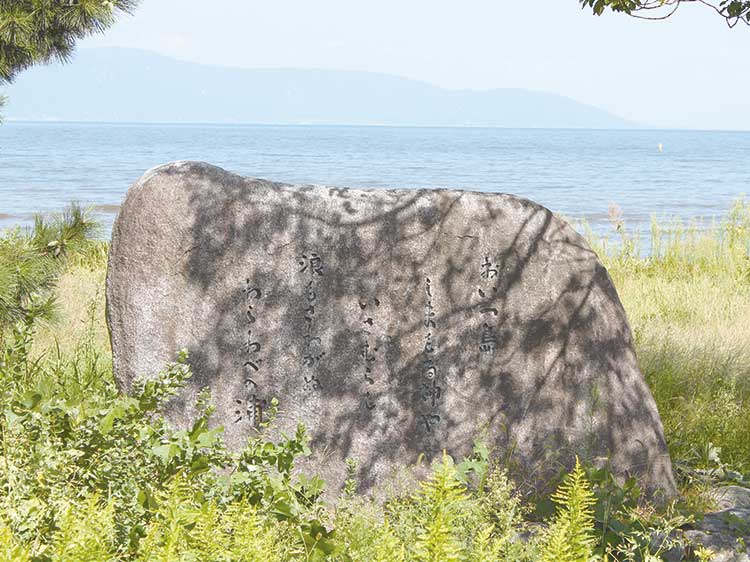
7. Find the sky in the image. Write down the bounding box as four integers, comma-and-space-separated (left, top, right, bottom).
79, 0, 750, 130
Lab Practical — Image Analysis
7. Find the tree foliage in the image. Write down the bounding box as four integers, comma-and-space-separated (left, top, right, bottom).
580, 0, 750, 27
0, 0, 139, 84
0, 204, 98, 341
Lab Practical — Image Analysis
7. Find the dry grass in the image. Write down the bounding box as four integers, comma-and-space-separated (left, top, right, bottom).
33, 263, 110, 356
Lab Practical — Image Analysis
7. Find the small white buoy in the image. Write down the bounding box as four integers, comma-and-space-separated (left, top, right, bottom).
658, 143, 664, 153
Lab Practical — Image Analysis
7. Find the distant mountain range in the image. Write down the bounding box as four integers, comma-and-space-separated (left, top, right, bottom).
4, 48, 635, 128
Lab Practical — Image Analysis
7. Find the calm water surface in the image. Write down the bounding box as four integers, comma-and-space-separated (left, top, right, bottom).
1, 122, 748, 237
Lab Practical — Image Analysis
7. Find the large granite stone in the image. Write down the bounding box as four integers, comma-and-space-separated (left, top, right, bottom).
106, 161, 676, 496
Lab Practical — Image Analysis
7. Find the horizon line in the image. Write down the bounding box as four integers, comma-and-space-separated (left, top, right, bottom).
4, 119, 750, 134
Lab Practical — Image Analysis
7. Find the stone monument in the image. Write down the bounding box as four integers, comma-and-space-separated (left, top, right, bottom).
107, 161, 676, 496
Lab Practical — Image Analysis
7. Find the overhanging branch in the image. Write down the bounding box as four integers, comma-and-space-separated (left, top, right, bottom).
581, 0, 750, 27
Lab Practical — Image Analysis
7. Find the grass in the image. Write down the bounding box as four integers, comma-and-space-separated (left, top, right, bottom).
32, 249, 110, 358
2, 201, 750, 560
588, 200, 750, 477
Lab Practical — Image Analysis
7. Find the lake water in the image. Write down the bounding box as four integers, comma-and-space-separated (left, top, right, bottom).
1, 122, 748, 238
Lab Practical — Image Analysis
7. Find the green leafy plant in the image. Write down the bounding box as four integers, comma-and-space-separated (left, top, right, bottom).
411, 453, 469, 562
540, 458, 596, 562
48, 496, 117, 562
0, 516, 31, 562
0, 339, 335, 559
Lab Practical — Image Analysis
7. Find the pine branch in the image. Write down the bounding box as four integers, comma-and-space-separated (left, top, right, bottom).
0, 0, 140, 84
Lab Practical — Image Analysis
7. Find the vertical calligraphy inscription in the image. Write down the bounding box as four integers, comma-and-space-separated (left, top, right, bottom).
419, 277, 442, 432
358, 297, 381, 411
477, 256, 499, 354
236, 278, 266, 427
299, 252, 324, 392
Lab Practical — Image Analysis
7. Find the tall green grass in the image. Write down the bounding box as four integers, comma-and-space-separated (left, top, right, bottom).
585, 199, 750, 476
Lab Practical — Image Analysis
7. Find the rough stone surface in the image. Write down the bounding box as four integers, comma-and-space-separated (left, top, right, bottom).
682, 508, 750, 562
657, 489, 750, 562
106, 161, 676, 496
713, 487, 750, 511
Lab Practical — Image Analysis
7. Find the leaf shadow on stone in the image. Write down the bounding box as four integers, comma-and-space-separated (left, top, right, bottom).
109, 162, 675, 500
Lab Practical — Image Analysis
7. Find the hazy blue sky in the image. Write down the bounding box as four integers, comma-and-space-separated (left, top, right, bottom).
80, 0, 749, 130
